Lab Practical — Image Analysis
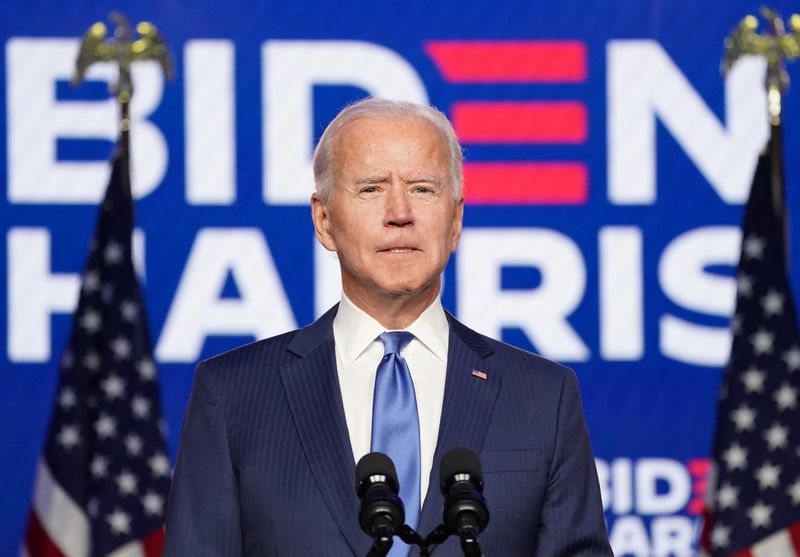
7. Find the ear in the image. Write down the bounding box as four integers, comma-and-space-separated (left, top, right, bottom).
311, 193, 338, 252
449, 197, 464, 252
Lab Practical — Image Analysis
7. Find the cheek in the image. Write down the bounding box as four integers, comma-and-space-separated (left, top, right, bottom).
332, 224, 372, 262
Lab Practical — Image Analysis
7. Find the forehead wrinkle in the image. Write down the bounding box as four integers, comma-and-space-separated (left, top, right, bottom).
332, 115, 452, 193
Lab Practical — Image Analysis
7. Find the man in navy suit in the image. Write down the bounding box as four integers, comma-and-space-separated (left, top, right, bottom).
164, 98, 612, 556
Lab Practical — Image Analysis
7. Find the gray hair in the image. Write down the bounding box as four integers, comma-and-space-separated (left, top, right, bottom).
312, 97, 463, 201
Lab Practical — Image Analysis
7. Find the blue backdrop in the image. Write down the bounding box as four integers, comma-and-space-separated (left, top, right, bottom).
3, 1, 800, 554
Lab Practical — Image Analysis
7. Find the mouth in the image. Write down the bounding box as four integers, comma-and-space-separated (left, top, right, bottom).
379, 247, 418, 253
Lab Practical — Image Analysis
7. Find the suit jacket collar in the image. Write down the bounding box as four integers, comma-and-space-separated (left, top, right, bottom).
285, 304, 338, 358
281, 306, 500, 556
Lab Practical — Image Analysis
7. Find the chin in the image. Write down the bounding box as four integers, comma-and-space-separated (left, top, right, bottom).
377, 278, 437, 298
377, 284, 420, 297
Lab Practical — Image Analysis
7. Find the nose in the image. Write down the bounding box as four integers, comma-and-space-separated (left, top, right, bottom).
384, 185, 413, 227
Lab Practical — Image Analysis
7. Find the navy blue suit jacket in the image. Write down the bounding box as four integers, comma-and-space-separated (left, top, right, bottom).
163, 306, 612, 556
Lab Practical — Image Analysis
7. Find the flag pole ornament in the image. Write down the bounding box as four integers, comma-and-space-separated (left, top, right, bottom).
72, 12, 173, 164
723, 8, 800, 105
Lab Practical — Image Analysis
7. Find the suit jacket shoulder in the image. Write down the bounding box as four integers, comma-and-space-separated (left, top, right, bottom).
192, 305, 338, 404
447, 310, 577, 401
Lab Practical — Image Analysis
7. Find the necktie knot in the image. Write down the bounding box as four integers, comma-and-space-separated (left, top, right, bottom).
379, 331, 414, 355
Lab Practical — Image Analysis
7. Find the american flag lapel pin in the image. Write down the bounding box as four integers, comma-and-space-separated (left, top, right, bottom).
471, 370, 487, 380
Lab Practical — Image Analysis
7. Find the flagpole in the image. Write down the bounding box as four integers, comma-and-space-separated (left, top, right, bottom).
110, 12, 133, 199
723, 7, 800, 261
768, 102, 786, 252
762, 8, 790, 252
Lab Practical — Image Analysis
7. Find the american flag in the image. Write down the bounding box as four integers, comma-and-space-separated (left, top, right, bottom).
22, 148, 170, 557
699, 131, 800, 556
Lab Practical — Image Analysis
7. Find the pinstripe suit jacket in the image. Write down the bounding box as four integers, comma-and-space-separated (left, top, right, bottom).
163, 305, 612, 556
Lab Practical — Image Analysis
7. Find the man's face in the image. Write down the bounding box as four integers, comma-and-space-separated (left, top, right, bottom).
312, 115, 463, 307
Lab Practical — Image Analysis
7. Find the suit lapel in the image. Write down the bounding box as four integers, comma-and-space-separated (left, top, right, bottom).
279, 306, 371, 557
415, 314, 501, 545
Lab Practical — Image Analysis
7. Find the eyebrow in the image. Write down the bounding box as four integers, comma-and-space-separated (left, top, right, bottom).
355, 175, 388, 185
353, 174, 443, 185
405, 174, 440, 183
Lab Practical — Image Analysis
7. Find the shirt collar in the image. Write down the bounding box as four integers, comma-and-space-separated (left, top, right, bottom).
405, 297, 449, 363
333, 293, 449, 367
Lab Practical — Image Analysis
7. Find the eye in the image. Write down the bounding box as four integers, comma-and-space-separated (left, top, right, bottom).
359, 186, 379, 194
412, 185, 434, 194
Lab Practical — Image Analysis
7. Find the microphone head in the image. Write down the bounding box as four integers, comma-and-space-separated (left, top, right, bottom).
440, 448, 489, 536
355, 452, 405, 538
356, 452, 399, 497
440, 447, 483, 493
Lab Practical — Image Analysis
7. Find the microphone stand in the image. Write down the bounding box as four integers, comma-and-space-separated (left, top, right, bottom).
365, 525, 426, 557
459, 536, 483, 557
365, 516, 398, 557
365, 523, 484, 557
454, 515, 484, 557
421, 523, 484, 557
366, 538, 393, 557
419, 524, 449, 557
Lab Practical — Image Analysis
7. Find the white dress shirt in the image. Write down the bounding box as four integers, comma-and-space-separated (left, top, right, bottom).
333, 293, 449, 508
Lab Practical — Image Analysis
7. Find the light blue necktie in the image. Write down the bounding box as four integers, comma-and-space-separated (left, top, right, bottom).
371, 331, 421, 555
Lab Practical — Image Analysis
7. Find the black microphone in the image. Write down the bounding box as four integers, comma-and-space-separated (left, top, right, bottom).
356, 452, 405, 555
440, 448, 489, 557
